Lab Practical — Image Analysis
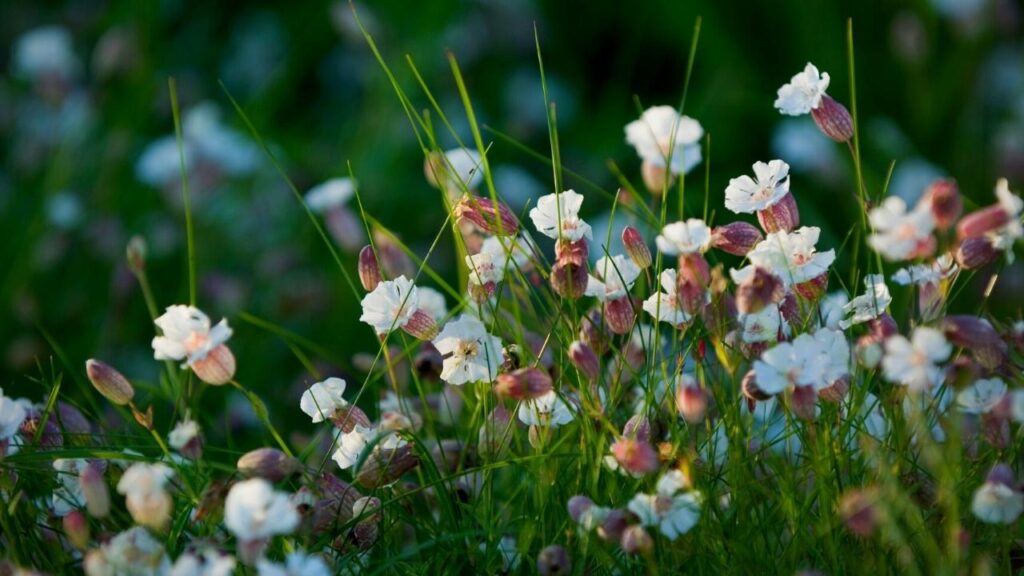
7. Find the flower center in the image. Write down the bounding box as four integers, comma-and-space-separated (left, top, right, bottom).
183, 331, 208, 354
456, 340, 480, 359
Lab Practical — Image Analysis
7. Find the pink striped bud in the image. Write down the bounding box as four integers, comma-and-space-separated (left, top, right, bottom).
810, 94, 854, 142
80, 463, 110, 518
401, 309, 439, 341
604, 296, 636, 335
641, 159, 675, 195
192, 344, 236, 385
779, 293, 801, 325
711, 221, 763, 256
568, 340, 600, 380
356, 444, 419, 489
85, 359, 135, 406
757, 191, 800, 233
942, 315, 1008, 371
331, 405, 373, 433
621, 226, 652, 269
793, 272, 829, 301
358, 246, 381, 291
957, 206, 1011, 241
551, 261, 588, 299
63, 510, 90, 550
818, 375, 850, 403
956, 237, 999, 270
555, 238, 589, 266
790, 385, 817, 420
454, 195, 520, 236
736, 267, 785, 315
622, 415, 652, 443
920, 179, 961, 231
237, 448, 302, 482
675, 380, 707, 423
494, 367, 553, 400
610, 437, 659, 476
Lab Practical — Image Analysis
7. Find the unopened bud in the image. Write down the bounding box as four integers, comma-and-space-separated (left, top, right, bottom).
790, 385, 817, 420
942, 315, 1008, 371
80, 462, 110, 518
597, 509, 631, 542
550, 261, 588, 299
955, 237, 999, 270
621, 226, 652, 269
63, 510, 90, 550
957, 206, 1011, 241
494, 367, 553, 400
555, 238, 589, 266
579, 309, 610, 355
641, 159, 675, 195
604, 296, 637, 335
622, 415, 652, 443
191, 345, 236, 385
568, 340, 600, 380
358, 246, 381, 291
453, 196, 519, 236
756, 191, 800, 233
356, 444, 419, 489
810, 94, 854, 142
312, 473, 362, 535
839, 488, 878, 537
921, 179, 961, 231
742, 370, 771, 401
126, 236, 147, 275
611, 438, 659, 476
793, 272, 829, 301
85, 359, 135, 406
331, 405, 373, 433
237, 448, 302, 482
537, 545, 571, 576
711, 221, 763, 256
620, 524, 653, 554
401, 309, 439, 341
676, 381, 708, 423
736, 267, 785, 315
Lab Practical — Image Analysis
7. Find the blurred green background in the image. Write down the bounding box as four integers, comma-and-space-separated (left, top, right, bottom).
1, 0, 1021, 439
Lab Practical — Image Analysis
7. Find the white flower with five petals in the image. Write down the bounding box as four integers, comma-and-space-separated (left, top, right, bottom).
775, 63, 831, 116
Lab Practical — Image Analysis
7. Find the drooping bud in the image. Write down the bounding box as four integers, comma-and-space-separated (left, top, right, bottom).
622, 415, 652, 443
957, 206, 1011, 241
63, 510, 90, 550
453, 196, 520, 236
955, 237, 999, 270
312, 473, 362, 535
735, 267, 784, 315
126, 235, 147, 275
80, 462, 110, 518
641, 159, 675, 195
942, 315, 1008, 371
85, 359, 134, 405
550, 261, 588, 300
621, 226, 652, 269
358, 246, 381, 291
620, 524, 654, 554
675, 380, 708, 423
400, 310, 439, 341
537, 545, 572, 576
604, 296, 637, 335
494, 367, 553, 400
355, 444, 419, 489
237, 448, 302, 482
810, 94, 854, 142
191, 345, 236, 385
568, 341, 600, 380
921, 179, 961, 231
757, 191, 800, 233
711, 221, 763, 256
610, 438, 659, 476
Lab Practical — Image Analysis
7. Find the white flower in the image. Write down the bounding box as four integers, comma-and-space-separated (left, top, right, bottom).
224, 478, 299, 540
819, 292, 849, 330
737, 304, 786, 344
117, 463, 174, 529
892, 254, 958, 285
857, 392, 889, 442
747, 227, 835, 286
0, 388, 27, 442
332, 425, 372, 470
304, 178, 354, 213
432, 315, 503, 385
152, 305, 233, 365
724, 160, 791, 214
774, 63, 831, 116
957, 378, 1007, 415
991, 178, 1023, 254
517, 390, 575, 428
882, 327, 952, 391
642, 269, 694, 326
627, 470, 701, 540
867, 197, 936, 261
812, 328, 851, 387
624, 105, 704, 175
585, 255, 641, 301
466, 251, 504, 287
655, 219, 712, 255
171, 550, 237, 576
416, 286, 449, 322
84, 526, 170, 576
972, 481, 1024, 525
480, 234, 532, 271
839, 274, 892, 329
359, 275, 419, 335
257, 552, 331, 576
435, 148, 483, 192
53, 458, 88, 516
753, 334, 826, 395
299, 377, 348, 423
528, 190, 592, 242
168, 420, 200, 451
13, 26, 80, 81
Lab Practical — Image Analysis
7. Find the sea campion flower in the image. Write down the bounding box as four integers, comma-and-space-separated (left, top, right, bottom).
655, 219, 712, 255
299, 377, 349, 423
892, 254, 957, 286
775, 63, 853, 142
529, 190, 592, 242
518, 390, 575, 428
168, 419, 202, 459
152, 305, 235, 385
839, 274, 892, 329
170, 550, 237, 576
424, 148, 483, 195
957, 378, 1007, 414
117, 463, 174, 530
627, 470, 702, 540
737, 303, 786, 344
625, 105, 704, 181
971, 464, 1024, 525
256, 552, 332, 576
882, 327, 952, 391
304, 178, 364, 251
432, 315, 503, 385
753, 334, 826, 396
724, 160, 799, 233
642, 269, 694, 327
84, 526, 170, 576
743, 226, 835, 287
359, 276, 437, 339
466, 251, 505, 298
867, 197, 936, 261
224, 478, 299, 541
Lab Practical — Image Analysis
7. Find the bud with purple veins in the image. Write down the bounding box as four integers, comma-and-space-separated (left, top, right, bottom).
356, 444, 419, 489
358, 246, 381, 291
957, 206, 1011, 241
85, 359, 134, 406
622, 415, 652, 443
191, 345, 236, 385
942, 314, 1008, 371
735, 267, 784, 315
331, 405, 373, 433
453, 195, 520, 236
494, 367, 553, 400
793, 272, 829, 302
757, 191, 800, 233
810, 94, 854, 142
604, 296, 637, 335
621, 226, 652, 269
955, 237, 999, 270
401, 309, 439, 341
568, 340, 600, 380
237, 448, 302, 482
711, 221, 763, 256
921, 179, 961, 231
550, 261, 588, 299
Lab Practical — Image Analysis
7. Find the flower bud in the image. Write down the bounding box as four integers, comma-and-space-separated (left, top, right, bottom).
957, 206, 1011, 241
191, 344, 236, 385
356, 444, 419, 489
676, 381, 708, 424
610, 438, 659, 476
711, 221, 763, 256
579, 309, 610, 355
537, 545, 571, 576
85, 359, 134, 405
622, 415, 652, 443
80, 462, 110, 518
790, 385, 817, 420
810, 94, 854, 142
555, 238, 589, 266
620, 524, 653, 554
641, 159, 675, 195
955, 237, 999, 270
818, 375, 849, 403
568, 340, 600, 380
793, 272, 829, 302
126, 235, 147, 275
326, 207, 366, 252
401, 309, 439, 341
757, 191, 800, 233
312, 473, 362, 535
63, 510, 90, 550
604, 296, 637, 335
237, 448, 302, 482
921, 179, 962, 231
550, 261, 588, 300
494, 367, 553, 400
358, 246, 381, 291
597, 509, 631, 542
942, 315, 1008, 371
867, 314, 899, 341
621, 226, 652, 269
567, 495, 595, 524
741, 370, 771, 402
453, 196, 519, 236
331, 405, 373, 433
373, 231, 415, 280
839, 488, 878, 537
735, 267, 784, 315
986, 463, 1016, 487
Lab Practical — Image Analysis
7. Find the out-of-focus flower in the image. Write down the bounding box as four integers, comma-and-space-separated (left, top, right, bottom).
775, 63, 831, 116
724, 160, 791, 214
972, 464, 1024, 525
168, 419, 202, 459
299, 377, 349, 423
625, 106, 704, 176
656, 220, 712, 255
627, 469, 701, 540
585, 255, 640, 302
52, 458, 88, 516
518, 390, 575, 428
0, 388, 28, 447
537, 544, 571, 576
224, 478, 299, 540
867, 197, 936, 261
753, 334, 826, 396
737, 303, 786, 344
882, 327, 951, 391
13, 26, 81, 83
170, 550, 237, 576
892, 254, 957, 286
425, 148, 483, 194
84, 526, 170, 576
152, 305, 235, 385
957, 378, 1007, 414
256, 552, 331, 576
467, 251, 505, 294
116, 463, 174, 530
529, 190, 592, 242
305, 178, 354, 213
432, 315, 503, 385
839, 274, 892, 329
